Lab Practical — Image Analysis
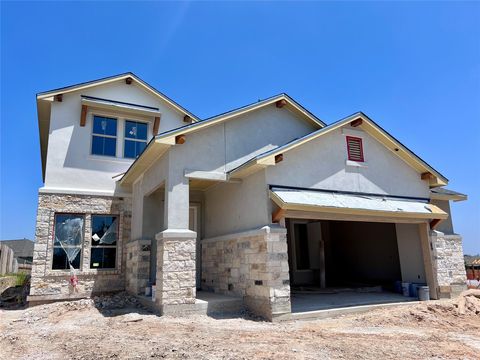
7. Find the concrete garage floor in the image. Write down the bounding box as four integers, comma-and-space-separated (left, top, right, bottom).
291, 291, 417, 313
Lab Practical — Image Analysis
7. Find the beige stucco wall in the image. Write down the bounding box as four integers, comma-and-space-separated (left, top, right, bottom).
395, 223, 427, 283
204, 170, 270, 238
431, 199, 455, 234
266, 126, 430, 199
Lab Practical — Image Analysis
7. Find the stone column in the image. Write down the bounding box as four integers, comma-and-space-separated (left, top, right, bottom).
126, 239, 151, 295
155, 229, 197, 315
430, 230, 467, 298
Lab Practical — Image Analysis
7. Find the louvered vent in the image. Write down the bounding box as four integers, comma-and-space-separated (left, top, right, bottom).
346, 136, 364, 162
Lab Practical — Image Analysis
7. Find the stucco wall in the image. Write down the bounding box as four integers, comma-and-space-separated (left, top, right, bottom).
395, 223, 426, 283
43, 80, 186, 195
266, 126, 430, 199
204, 170, 270, 238
431, 199, 455, 234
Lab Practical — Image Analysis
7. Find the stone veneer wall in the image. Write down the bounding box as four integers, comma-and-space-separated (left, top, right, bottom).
126, 239, 151, 295
29, 193, 131, 303
155, 230, 197, 315
202, 226, 291, 321
430, 231, 467, 298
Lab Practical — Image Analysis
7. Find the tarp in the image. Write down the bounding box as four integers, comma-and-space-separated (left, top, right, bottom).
270, 187, 448, 219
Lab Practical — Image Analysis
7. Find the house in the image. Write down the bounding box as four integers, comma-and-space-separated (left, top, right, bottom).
28, 73, 468, 320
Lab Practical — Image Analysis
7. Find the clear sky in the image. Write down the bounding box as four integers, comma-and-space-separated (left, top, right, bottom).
1, 1, 479, 254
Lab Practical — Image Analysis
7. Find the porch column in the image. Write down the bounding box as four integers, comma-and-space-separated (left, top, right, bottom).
155, 170, 197, 315
418, 223, 439, 300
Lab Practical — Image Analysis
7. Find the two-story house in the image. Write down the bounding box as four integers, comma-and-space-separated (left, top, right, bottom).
29, 73, 467, 321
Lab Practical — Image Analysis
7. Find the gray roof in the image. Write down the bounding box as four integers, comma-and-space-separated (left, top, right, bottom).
0, 239, 35, 258
431, 188, 467, 197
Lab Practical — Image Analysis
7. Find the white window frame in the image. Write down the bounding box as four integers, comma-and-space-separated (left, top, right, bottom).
87, 109, 152, 161
90, 115, 118, 158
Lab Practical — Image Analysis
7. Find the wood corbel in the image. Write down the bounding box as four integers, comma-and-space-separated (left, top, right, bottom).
430, 218, 442, 230
274, 154, 283, 163
80, 105, 88, 127
276, 99, 287, 108
350, 118, 362, 127
153, 116, 161, 135
125, 77, 133, 85
184, 115, 192, 123
55, 94, 63, 102
175, 134, 186, 144
421, 172, 434, 181
272, 208, 286, 223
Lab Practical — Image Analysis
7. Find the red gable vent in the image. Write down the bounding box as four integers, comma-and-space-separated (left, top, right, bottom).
346, 136, 364, 162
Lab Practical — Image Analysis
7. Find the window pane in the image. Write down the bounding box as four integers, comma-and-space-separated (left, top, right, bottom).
136, 141, 147, 156
124, 139, 136, 158
103, 137, 117, 156
92, 136, 116, 157
54, 214, 84, 247
125, 121, 147, 140
91, 248, 116, 269
52, 247, 81, 270
93, 116, 117, 136
92, 215, 117, 246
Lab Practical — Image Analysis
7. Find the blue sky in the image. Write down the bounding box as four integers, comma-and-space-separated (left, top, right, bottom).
1, 1, 479, 253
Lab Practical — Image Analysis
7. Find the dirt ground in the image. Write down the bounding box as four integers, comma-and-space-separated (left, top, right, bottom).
1, 292, 480, 360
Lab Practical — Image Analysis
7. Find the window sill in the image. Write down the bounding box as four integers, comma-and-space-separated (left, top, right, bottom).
346, 160, 368, 168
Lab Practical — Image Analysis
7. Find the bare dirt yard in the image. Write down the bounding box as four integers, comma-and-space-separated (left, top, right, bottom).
1, 291, 480, 360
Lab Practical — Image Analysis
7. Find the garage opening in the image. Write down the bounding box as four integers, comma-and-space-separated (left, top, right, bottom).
286, 219, 419, 313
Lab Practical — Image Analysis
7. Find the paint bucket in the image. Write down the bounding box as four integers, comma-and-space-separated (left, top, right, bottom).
394, 281, 402, 294
401, 282, 411, 297
409, 283, 420, 298
151, 285, 156, 301
418, 286, 430, 301
145, 286, 151, 297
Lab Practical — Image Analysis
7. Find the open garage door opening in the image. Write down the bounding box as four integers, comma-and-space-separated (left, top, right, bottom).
286, 219, 425, 313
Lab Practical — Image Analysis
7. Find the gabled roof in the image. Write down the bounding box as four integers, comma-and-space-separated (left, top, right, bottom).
37, 72, 200, 181
228, 112, 449, 187
36, 72, 199, 121
153, 93, 326, 139
119, 93, 326, 185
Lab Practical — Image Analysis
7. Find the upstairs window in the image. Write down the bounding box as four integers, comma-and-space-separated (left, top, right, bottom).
124, 120, 148, 159
90, 215, 118, 269
346, 136, 364, 162
92, 116, 117, 157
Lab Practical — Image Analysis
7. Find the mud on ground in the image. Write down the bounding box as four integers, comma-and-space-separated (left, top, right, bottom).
1, 292, 479, 360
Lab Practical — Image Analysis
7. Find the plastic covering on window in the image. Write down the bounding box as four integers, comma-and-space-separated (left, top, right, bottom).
55, 217, 84, 266
92, 218, 118, 245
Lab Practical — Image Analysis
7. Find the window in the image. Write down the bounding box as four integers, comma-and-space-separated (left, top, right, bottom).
52, 214, 84, 270
346, 136, 364, 162
124, 120, 148, 158
90, 215, 118, 269
92, 116, 117, 156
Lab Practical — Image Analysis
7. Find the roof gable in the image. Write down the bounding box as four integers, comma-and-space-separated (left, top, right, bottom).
37, 72, 199, 121
229, 112, 448, 187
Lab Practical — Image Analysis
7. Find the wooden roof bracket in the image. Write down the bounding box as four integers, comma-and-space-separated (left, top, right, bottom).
276, 99, 287, 108
350, 118, 362, 127
80, 105, 87, 127
175, 134, 186, 144
430, 218, 443, 230
153, 115, 161, 135
272, 208, 286, 223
